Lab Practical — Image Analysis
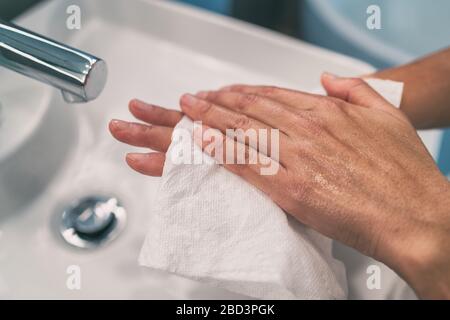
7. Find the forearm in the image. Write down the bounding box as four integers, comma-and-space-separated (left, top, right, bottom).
372, 47, 450, 129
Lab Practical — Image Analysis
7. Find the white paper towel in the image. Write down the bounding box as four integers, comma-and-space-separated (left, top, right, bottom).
139, 79, 404, 300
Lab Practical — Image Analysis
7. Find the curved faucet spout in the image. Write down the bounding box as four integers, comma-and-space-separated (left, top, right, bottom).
0, 19, 107, 103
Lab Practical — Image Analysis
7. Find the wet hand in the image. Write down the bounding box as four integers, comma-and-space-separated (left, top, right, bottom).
109, 74, 450, 298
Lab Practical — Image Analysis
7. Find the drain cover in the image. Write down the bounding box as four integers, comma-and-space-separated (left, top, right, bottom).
60, 196, 126, 249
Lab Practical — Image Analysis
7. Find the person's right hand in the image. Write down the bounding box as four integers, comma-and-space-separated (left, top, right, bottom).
109, 76, 450, 299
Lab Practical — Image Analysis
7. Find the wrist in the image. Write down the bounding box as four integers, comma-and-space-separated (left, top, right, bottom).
398, 226, 450, 299
389, 180, 450, 299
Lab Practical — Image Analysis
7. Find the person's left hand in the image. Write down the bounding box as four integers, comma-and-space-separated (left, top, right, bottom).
109, 98, 183, 176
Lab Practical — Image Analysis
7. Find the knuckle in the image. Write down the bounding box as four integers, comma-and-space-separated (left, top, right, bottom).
337, 102, 354, 117
322, 97, 343, 109
318, 97, 349, 117
283, 113, 304, 132
298, 113, 325, 136
199, 100, 214, 115
231, 114, 251, 130
348, 80, 369, 98
142, 124, 153, 136
236, 93, 259, 110
260, 86, 278, 96
204, 90, 217, 100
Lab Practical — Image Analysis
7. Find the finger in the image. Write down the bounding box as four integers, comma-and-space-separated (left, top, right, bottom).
126, 152, 165, 176
321, 72, 394, 113
129, 99, 183, 127
218, 84, 322, 111
180, 91, 295, 135
178, 94, 290, 160
109, 119, 173, 152
193, 124, 286, 182
193, 125, 303, 219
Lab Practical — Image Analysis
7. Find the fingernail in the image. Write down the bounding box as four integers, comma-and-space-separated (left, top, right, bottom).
180, 93, 199, 108
126, 153, 139, 164
110, 119, 127, 129
132, 99, 146, 107
323, 72, 338, 80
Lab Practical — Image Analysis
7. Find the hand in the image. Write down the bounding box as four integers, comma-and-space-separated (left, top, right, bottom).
109, 100, 183, 176
371, 47, 450, 129
109, 74, 450, 299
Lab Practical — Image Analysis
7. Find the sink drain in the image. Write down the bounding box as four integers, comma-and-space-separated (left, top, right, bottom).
60, 196, 126, 249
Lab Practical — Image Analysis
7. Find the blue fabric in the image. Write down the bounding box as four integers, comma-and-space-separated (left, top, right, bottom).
438, 129, 450, 176
177, 0, 232, 15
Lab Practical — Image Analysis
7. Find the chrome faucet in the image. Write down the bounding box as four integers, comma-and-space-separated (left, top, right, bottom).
0, 19, 107, 103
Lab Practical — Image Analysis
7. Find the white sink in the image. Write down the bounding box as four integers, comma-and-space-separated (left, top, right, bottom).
0, 0, 428, 299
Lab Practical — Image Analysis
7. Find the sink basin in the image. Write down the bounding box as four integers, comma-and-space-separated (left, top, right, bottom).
0, 71, 52, 162
0, 0, 430, 299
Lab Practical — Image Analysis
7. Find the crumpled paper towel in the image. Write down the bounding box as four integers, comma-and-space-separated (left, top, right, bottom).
139, 79, 404, 299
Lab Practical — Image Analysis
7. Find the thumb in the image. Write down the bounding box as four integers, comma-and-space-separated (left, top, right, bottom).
321, 72, 394, 112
